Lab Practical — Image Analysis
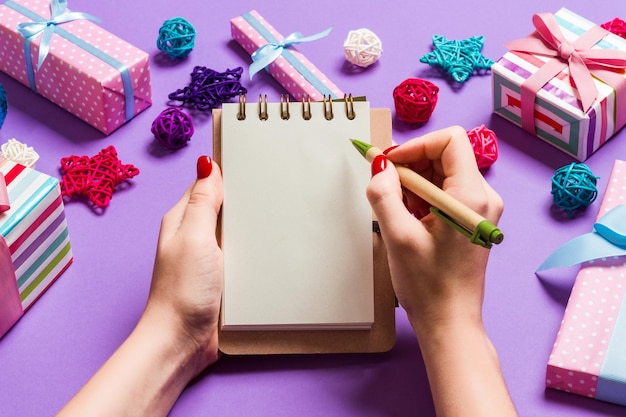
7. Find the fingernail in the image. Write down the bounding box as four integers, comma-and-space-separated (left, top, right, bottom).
383, 145, 399, 155
371, 154, 388, 177
197, 155, 213, 179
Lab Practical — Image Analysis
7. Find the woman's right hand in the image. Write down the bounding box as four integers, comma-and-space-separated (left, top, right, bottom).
366, 126, 516, 417
366, 126, 503, 333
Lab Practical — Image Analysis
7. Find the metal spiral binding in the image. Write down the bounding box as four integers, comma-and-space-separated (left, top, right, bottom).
323, 95, 334, 120
280, 94, 290, 120
302, 95, 312, 120
259, 94, 268, 121
344, 93, 355, 120
236, 94, 246, 120
235, 94, 358, 121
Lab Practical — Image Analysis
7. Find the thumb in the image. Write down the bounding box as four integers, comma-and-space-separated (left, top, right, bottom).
366, 155, 424, 244
180, 156, 223, 237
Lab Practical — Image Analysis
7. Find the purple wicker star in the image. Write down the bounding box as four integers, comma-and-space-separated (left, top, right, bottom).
168, 66, 247, 111
420, 35, 494, 83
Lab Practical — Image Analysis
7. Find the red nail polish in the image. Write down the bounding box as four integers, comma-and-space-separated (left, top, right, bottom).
371, 154, 387, 177
383, 145, 399, 155
197, 155, 213, 179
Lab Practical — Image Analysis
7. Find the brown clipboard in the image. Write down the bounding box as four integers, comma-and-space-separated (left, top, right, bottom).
212, 107, 395, 354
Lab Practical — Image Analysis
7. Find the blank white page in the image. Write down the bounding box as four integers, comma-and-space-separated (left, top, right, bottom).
220, 99, 374, 330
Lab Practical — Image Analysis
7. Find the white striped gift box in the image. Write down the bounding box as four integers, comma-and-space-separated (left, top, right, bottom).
492, 8, 626, 161
0, 157, 72, 338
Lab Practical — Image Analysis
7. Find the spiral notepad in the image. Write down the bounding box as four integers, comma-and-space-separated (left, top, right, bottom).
219, 95, 374, 331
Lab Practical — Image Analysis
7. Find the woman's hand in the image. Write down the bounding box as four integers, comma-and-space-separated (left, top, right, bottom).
366, 126, 503, 333
145, 155, 224, 372
366, 127, 516, 417
58, 156, 224, 417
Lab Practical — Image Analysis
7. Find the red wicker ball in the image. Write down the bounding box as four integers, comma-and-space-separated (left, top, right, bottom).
392, 78, 439, 124
466, 125, 499, 169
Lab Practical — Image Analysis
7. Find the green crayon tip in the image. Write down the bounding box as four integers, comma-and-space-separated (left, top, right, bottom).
350, 138, 373, 158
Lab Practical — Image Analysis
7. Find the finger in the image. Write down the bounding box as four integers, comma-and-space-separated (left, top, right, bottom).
402, 188, 431, 219
386, 126, 471, 161
366, 158, 426, 246
386, 126, 487, 211
179, 156, 224, 240
389, 126, 478, 178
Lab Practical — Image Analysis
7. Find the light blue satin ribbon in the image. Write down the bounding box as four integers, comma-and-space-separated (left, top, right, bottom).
242, 12, 338, 98
537, 204, 626, 271
5, 0, 135, 122
16, 0, 100, 69
249, 26, 332, 79
597, 300, 626, 405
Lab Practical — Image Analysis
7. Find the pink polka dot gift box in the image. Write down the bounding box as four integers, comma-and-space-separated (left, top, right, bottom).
230, 10, 344, 101
0, 0, 152, 135
0, 156, 73, 339
545, 160, 626, 406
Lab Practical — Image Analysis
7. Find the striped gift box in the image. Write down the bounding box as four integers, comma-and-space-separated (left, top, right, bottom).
0, 157, 72, 339
231, 10, 344, 101
492, 8, 626, 161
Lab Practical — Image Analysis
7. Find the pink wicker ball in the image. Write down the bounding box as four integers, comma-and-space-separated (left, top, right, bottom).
392, 78, 439, 124
466, 125, 499, 169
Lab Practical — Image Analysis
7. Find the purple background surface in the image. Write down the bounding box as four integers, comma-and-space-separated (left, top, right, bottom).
1, 1, 625, 416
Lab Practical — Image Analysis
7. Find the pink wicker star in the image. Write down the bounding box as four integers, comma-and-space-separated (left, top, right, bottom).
59, 146, 139, 209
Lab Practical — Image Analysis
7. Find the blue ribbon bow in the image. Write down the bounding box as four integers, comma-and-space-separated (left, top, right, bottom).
537, 204, 626, 271
16, 0, 100, 69
249, 26, 333, 79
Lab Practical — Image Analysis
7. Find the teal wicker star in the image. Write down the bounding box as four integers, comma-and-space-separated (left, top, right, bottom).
420, 35, 494, 83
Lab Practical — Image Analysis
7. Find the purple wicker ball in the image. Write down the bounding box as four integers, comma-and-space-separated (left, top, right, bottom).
151, 108, 194, 150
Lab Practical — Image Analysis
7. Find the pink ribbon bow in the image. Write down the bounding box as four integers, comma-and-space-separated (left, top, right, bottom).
506, 12, 626, 134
